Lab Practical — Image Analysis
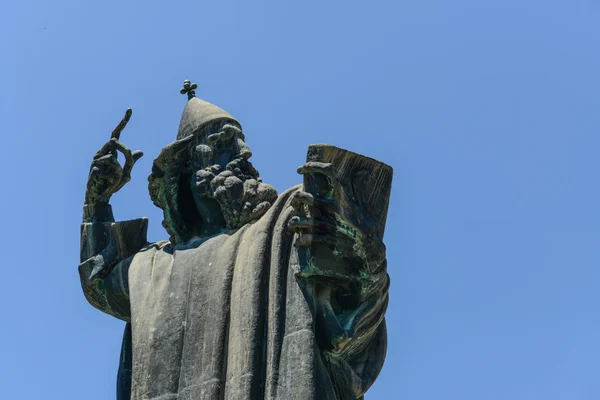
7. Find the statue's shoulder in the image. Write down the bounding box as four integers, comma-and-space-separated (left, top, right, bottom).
134, 240, 171, 257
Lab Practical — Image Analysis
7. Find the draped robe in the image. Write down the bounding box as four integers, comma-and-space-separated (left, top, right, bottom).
79, 186, 386, 400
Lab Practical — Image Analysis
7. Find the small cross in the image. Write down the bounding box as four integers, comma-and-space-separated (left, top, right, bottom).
180, 80, 198, 100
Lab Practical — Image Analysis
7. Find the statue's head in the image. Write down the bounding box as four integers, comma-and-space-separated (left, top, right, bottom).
148, 81, 277, 245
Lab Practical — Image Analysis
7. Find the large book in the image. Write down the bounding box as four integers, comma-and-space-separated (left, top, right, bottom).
304, 144, 393, 240
298, 144, 393, 284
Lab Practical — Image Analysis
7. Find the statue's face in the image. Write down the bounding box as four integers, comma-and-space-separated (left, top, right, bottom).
191, 121, 251, 171
188, 121, 253, 199
186, 121, 277, 232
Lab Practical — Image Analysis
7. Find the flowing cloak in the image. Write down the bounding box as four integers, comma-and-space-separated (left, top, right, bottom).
79, 186, 388, 400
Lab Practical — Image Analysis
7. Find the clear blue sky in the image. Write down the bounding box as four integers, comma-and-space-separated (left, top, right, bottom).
1, 1, 599, 399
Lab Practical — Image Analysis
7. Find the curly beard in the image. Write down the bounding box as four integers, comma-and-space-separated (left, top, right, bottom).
194, 157, 278, 230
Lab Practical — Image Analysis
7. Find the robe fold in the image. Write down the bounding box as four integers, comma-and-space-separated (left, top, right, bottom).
80, 186, 385, 399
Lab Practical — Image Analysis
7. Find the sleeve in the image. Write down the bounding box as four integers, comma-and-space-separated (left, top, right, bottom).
322, 269, 390, 398
78, 202, 149, 322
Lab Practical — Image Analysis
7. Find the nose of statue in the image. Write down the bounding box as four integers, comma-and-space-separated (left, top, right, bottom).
236, 137, 252, 160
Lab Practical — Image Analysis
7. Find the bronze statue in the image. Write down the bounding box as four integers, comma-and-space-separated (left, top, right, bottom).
79, 80, 393, 400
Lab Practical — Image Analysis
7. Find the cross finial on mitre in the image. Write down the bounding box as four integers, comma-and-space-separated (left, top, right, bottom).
180, 80, 198, 100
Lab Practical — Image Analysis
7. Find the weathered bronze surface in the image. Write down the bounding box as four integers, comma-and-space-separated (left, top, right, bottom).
79, 81, 393, 400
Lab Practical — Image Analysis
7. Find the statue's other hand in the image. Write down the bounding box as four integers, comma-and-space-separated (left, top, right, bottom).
289, 162, 386, 272
85, 138, 143, 204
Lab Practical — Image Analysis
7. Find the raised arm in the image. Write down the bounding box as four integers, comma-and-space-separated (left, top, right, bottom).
79, 109, 145, 322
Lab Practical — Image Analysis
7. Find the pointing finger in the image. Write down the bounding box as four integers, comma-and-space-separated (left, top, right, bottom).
111, 108, 132, 140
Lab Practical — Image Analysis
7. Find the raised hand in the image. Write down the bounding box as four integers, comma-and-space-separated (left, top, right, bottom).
85, 109, 144, 204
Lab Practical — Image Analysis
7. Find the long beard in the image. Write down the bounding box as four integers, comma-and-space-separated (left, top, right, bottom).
195, 158, 278, 230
